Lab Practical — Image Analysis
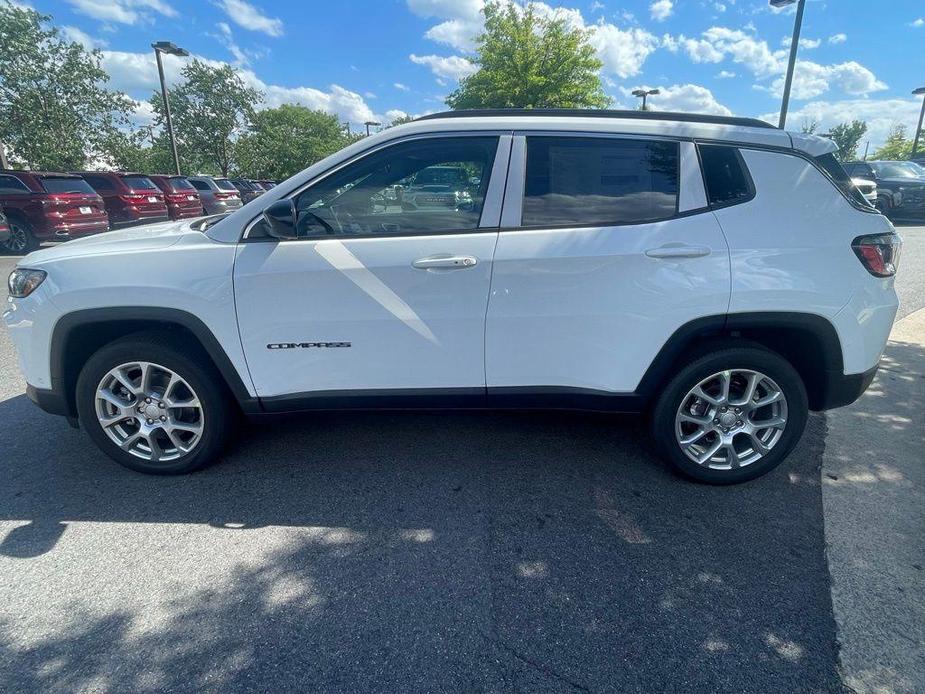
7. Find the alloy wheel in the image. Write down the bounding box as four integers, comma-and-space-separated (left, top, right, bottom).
3, 222, 29, 254
95, 361, 205, 463
674, 369, 788, 470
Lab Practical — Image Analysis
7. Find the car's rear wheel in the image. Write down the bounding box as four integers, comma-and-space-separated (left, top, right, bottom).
651, 347, 808, 484
76, 333, 233, 474
1, 218, 38, 254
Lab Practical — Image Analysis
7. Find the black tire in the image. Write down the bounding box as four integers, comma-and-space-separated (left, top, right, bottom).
651, 346, 808, 485
75, 331, 233, 474
1, 217, 38, 254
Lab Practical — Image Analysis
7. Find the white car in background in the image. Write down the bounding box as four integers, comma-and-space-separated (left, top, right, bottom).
4, 109, 900, 484
852, 177, 877, 206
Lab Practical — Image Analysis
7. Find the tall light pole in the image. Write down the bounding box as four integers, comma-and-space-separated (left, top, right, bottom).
151, 41, 189, 175
911, 87, 925, 159
364, 121, 381, 136
771, 0, 806, 130
631, 88, 660, 111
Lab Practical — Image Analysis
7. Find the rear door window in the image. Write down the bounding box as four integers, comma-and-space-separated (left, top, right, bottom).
522, 136, 679, 227
215, 178, 238, 191
698, 145, 753, 206
189, 179, 210, 191
84, 175, 115, 191
40, 177, 97, 194
170, 177, 196, 191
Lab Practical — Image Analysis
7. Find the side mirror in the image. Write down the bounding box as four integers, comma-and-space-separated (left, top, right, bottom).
262, 199, 298, 239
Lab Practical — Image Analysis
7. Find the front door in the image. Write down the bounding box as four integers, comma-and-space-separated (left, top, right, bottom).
234, 134, 510, 406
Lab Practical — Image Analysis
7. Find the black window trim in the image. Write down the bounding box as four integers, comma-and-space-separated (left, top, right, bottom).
241, 130, 513, 242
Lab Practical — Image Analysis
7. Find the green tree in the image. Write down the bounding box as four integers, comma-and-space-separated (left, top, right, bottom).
152, 60, 262, 176
800, 119, 819, 134
0, 2, 133, 170
235, 105, 358, 180
101, 126, 175, 174
827, 120, 867, 161
872, 124, 914, 161
446, 1, 609, 110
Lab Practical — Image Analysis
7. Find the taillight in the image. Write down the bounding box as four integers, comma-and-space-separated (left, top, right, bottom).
852, 233, 901, 277
120, 194, 146, 203
215, 191, 238, 200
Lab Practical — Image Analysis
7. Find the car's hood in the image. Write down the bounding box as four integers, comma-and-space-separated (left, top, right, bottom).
878, 177, 925, 188
19, 218, 199, 266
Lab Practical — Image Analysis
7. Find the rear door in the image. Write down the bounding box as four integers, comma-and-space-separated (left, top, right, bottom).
234, 133, 510, 404
485, 133, 730, 396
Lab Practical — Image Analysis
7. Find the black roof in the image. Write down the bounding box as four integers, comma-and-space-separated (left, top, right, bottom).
415, 108, 777, 130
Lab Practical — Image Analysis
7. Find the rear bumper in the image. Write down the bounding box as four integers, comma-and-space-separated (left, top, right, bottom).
112, 214, 169, 228
36, 217, 109, 239
817, 363, 879, 410
167, 205, 204, 220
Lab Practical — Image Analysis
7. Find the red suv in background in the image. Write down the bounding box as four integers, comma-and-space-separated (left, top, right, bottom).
0, 170, 109, 253
76, 172, 169, 228
148, 175, 204, 220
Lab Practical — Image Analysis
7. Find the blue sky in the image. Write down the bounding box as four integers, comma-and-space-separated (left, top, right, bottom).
29, 0, 925, 149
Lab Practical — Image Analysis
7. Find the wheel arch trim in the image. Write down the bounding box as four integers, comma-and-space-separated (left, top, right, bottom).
49, 306, 260, 416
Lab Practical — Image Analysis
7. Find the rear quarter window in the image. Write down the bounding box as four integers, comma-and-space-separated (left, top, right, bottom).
122, 176, 157, 190
698, 145, 753, 206
0, 174, 30, 194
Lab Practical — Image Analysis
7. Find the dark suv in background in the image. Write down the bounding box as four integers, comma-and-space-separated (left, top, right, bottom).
0, 170, 109, 253
228, 178, 264, 204
76, 172, 169, 228
843, 160, 925, 221
148, 175, 204, 220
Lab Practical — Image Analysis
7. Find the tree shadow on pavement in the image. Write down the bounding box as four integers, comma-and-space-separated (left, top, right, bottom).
0, 392, 844, 693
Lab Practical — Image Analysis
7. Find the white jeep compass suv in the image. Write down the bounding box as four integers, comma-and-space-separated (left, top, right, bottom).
4, 110, 901, 484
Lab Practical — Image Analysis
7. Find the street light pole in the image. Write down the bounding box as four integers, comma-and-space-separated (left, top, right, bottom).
911, 87, 925, 158
772, 0, 806, 130
364, 121, 381, 136
151, 41, 189, 176
631, 89, 660, 111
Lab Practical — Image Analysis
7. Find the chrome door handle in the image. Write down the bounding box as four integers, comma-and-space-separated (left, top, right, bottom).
645, 245, 711, 259
412, 255, 478, 270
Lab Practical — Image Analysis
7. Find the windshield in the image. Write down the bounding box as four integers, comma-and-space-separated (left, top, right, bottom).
122, 176, 158, 190
215, 178, 237, 191
41, 177, 96, 194
871, 162, 925, 179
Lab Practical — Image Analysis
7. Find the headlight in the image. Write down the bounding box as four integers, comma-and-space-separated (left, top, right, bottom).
8, 268, 47, 298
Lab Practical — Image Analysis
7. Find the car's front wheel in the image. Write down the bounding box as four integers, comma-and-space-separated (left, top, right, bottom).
651, 346, 808, 484
76, 333, 233, 474
1, 218, 38, 254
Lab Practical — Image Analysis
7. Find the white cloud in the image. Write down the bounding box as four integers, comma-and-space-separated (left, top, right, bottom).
650, 0, 673, 22
762, 97, 923, 151
411, 0, 659, 78
713, 3, 727, 12
100, 49, 382, 127
215, 0, 283, 37
623, 83, 733, 116
394, 82, 411, 91
66, 0, 176, 25
364, 91, 377, 99
828, 33, 847, 45
385, 109, 411, 123
410, 54, 477, 81
667, 26, 885, 100
911, 18, 924, 28
590, 1, 604, 11
716, 70, 736, 79
210, 21, 250, 66
61, 25, 107, 49
764, 60, 887, 100
781, 36, 821, 50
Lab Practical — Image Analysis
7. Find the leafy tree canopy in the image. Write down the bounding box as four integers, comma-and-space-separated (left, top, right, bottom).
235, 104, 360, 180
447, 1, 609, 110
827, 120, 867, 161
150, 60, 262, 176
872, 124, 914, 161
0, 1, 133, 170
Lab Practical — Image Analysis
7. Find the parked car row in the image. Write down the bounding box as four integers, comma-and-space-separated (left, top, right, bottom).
843, 160, 925, 222
0, 170, 277, 254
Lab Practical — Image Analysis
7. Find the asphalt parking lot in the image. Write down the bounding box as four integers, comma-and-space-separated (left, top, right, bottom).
0, 227, 922, 693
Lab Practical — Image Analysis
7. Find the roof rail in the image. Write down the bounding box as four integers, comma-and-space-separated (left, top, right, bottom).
414, 108, 778, 130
